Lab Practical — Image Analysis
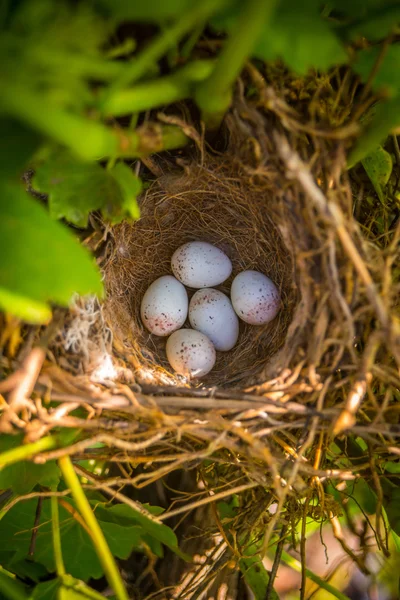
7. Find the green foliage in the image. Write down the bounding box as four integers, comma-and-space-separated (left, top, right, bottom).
0, 119, 41, 179
0, 182, 103, 322
33, 150, 141, 227
239, 544, 279, 600
361, 145, 393, 204
0, 497, 180, 582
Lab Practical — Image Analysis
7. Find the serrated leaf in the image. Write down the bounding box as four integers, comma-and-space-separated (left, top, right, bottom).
362, 145, 393, 204
0, 118, 42, 179
353, 46, 400, 95
0, 460, 60, 494
33, 150, 141, 227
0, 498, 144, 581
0, 183, 103, 323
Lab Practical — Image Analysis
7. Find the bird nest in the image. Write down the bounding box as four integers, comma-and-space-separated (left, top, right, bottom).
3, 79, 399, 598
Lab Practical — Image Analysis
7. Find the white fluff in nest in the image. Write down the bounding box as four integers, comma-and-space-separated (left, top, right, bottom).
63, 295, 117, 382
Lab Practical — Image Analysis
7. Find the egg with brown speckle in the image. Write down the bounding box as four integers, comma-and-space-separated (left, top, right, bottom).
189, 288, 239, 351
171, 241, 232, 288
141, 276, 188, 336
166, 329, 216, 378
231, 270, 280, 325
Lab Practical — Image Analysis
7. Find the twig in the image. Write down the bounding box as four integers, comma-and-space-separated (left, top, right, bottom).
28, 497, 43, 557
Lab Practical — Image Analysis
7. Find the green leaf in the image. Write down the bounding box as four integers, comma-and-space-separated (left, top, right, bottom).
212, 0, 347, 74
32, 575, 108, 600
353, 46, 400, 95
0, 461, 60, 495
239, 543, 279, 600
384, 461, 400, 474
344, 4, 400, 40
0, 182, 103, 323
348, 97, 400, 167
95, 0, 193, 22
107, 162, 141, 221
33, 150, 140, 227
0, 118, 42, 179
92, 503, 189, 559
0, 568, 30, 600
0, 499, 144, 581
255, 1, 347, 73
384, 488, 400, 535
361, 145, 393, 204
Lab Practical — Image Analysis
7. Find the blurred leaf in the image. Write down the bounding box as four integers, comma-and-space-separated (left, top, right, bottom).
384, 488, 400, 535
0, 118, 41, 179
33, 150, 140, 227
239, 543, 279, 600
353, 45, 400, 95
362, 145, 392, 204
0, 461, 60, 494
348, 97, 400, 167
32, 575, 107, 600
0, 182, 103, 323
95, 0, 193, 22
107, 162, 141, 221
212, 0, 347, 73
385, 461, 400, 474
344, 4, 400, 40
255, 1, 347, 73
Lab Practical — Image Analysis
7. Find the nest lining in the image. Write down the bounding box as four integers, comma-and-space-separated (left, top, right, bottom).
103, 146, 299, 387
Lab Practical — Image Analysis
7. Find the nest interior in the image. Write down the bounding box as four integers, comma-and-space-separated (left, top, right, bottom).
103, 119, 300, 388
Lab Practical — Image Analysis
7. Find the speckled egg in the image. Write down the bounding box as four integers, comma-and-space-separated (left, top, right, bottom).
231, 270, 280, 325
171, 241, 232, 288
166, 329, 216, 378
141, 275, 188, 336
189, 288, 239, 351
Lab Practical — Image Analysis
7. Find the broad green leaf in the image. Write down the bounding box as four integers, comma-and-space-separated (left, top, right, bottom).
384, 488, 400, 535
0, 555, 48, 583
239, 543, 279, 600
0, 118, 42, 179
33, 150, 141, 227
0, 498, 144, 581
31, 579, 59, 600
255, 1, 347, 73
344, 4, 400, 40
384, 461, 400, 474
362, 145, 393, 204
0, 460, 60, 495
212, 0, 347, 74
93, 502, 189, 559
353, 46, 400, 95
0, 182, 103, 323
348, 97, 400, 167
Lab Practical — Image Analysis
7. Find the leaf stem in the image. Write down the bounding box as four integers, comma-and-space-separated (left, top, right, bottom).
104, 0, 224, 99
195, 0, 277, 127
0, 568, 30, 600
0, 436, 57, 471
280, 549, 351, 600
101, 60, 215, 116
51, 497, 66, 576
1, 84, 188, 159
58, 455, 129, 600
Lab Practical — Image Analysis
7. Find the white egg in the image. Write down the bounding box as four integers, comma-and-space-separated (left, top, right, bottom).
141, 275, 188, 336
189, 288, 239, 351
166, 329, 216, 378
171, 241, 232, 288
231, 270, 280, 325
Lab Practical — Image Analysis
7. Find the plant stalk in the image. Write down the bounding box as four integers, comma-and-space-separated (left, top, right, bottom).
0, 436, 57, 471
195, 0, 277, 127
58, 455, 129, 600
51, 497, 66, 576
